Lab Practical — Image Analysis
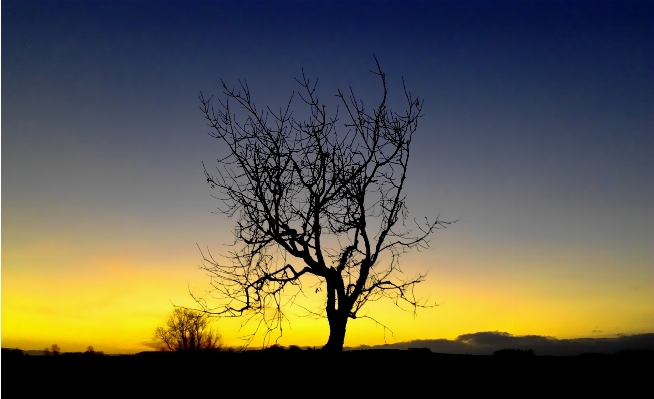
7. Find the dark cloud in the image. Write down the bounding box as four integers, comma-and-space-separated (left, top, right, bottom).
348, 332, 654, 356
140, 341, 164, 351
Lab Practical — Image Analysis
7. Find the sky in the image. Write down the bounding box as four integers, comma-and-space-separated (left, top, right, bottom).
2, 0, 653, 354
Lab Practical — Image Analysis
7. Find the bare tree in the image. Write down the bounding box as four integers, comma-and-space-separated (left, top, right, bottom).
153, 308, 222, 351
197, 57, 452, 351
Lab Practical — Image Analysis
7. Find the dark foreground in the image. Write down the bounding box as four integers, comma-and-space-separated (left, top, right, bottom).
2, 349, 651, 395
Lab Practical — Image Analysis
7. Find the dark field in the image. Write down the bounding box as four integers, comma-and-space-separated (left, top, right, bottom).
2, 349, 650, 395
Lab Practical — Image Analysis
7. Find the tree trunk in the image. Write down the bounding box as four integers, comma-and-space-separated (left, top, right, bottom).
322, 312, 347, 351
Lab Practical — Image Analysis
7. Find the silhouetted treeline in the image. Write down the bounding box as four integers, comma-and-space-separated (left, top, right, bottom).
2, 348, 27, 358
494, 348, 535, 356
5, 345, 653, 358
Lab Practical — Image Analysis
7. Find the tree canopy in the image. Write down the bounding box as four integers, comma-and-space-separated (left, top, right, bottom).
197, 58, 452, 350
154, 308, 222, 351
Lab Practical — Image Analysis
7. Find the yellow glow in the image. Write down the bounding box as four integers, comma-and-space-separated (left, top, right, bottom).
2, 241, 653, 352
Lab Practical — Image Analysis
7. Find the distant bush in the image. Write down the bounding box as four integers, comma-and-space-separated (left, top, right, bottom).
2, 348, 25, 357
153, 308, 222, 352
83, 346, 105, 356
263, 344, 286, 352
493, 349, 535, 357
408, 347, 432, 353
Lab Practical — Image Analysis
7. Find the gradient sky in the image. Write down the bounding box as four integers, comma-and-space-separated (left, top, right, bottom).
2, 0, 653, 353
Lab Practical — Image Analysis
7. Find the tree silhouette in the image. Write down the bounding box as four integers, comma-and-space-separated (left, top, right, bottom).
197, 57, 452, 351
153, 308, 222, 351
